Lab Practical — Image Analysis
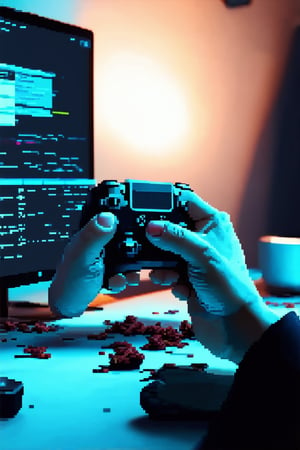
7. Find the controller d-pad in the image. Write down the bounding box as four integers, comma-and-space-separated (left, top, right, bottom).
119, 232, 141, 257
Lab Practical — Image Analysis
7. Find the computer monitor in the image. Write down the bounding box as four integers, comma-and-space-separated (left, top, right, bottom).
0, 6, 95, 318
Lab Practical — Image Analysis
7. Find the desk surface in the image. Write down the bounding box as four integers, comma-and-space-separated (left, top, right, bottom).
1, 272, 299, 450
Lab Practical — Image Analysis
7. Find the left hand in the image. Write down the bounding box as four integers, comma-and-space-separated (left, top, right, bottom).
48, 212, 138, 318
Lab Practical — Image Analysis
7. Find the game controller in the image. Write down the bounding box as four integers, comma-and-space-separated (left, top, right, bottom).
79, 179, 195, 289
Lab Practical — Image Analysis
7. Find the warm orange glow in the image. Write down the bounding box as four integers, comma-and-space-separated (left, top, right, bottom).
79, 0, 298, 266
97, 51, 190, 154
89, 294, 117, 306
259, 236, 300, 245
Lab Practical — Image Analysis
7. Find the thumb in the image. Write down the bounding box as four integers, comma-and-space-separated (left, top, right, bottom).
64, 212, 118, 265
48, 212, 117, 318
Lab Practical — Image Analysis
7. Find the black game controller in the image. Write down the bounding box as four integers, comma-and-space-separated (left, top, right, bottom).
79, 179, 194, 289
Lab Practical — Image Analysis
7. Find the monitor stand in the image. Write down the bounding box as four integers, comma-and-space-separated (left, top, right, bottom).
0, 286, 8, 319
0, 286, 55, 323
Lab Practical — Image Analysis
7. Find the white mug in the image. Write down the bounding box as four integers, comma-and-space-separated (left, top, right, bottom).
258, 236, 300, 295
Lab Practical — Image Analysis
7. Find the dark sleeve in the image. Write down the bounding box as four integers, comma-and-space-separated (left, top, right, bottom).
196, 311, 300, 450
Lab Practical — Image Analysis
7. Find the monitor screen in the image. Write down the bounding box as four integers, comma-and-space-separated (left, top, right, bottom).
0, 7, 95, 314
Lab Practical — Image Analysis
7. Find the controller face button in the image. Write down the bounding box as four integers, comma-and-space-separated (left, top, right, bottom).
176, 195, 189, 211
136, 215, 147, 227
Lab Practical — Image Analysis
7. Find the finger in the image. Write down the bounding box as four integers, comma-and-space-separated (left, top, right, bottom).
48, 212, 118, 317
183, 190, 229, 234
186, 291, 212, 318
170, 283, 212, 321
149, 269, 179, 285
181, 190, 218, 221
171, 283, 190, 300
171, 283, 213, 321
126, 271, 140, 286
146, 220, 217, 268
108, 273, 127, 293
64, 212, 117, 265
107, 271, 140, 292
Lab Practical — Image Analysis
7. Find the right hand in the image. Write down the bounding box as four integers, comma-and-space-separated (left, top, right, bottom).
145, 190, 279, 364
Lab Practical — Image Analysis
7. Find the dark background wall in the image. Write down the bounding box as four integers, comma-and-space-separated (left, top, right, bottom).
266, 28, 300, 238
3, 0, 300, 271
237, 27, 300, 267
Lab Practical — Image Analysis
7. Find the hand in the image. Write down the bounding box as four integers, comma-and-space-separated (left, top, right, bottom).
48, 212, 139, 318
145, 190, 279, 364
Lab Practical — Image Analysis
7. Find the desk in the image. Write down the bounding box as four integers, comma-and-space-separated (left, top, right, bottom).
0, 271, 299, 450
